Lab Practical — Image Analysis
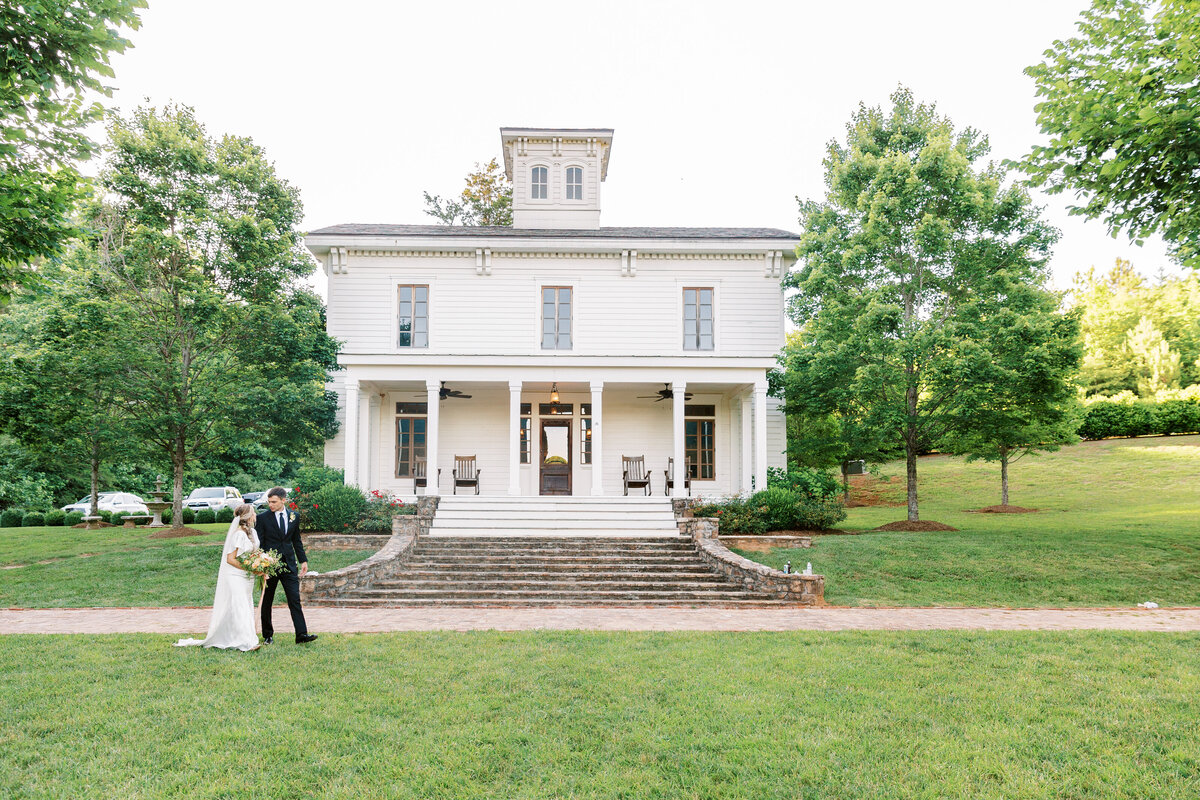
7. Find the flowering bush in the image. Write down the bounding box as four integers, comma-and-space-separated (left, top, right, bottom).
692, 487, 846, 534
358, 490, 414, 533
307, 483, 369, 532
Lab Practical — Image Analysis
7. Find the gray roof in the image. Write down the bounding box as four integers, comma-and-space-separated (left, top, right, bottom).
307, 224, 800, 240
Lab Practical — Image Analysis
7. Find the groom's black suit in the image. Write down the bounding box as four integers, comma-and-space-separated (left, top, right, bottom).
257, 507, 308, 639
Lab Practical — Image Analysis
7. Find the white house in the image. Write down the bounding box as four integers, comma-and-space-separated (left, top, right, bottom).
305, 128, 796, 499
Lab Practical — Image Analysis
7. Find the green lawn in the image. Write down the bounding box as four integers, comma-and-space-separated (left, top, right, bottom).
743, 435, 1200, 607
0, 523, 375, 607
1, 631, 1197, 799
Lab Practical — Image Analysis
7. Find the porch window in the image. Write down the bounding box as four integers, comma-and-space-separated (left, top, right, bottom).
581, 403, 592, 464
683, 288, 713, 351
541, 287, 572, 350
685, 404, 716, 480
395, 402, 429, 478
520, 403, 531, 464
397, 285, 428, 348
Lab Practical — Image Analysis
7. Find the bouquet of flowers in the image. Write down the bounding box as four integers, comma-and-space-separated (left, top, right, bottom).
235, 548, 288, 592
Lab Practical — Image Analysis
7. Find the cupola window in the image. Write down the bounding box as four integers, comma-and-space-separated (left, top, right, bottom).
531, 166, 548, 199
566, 167, 583, 200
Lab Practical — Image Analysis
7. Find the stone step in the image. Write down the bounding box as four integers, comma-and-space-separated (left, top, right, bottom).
402, 562, 718, 576
310, 597, 791, 608
376, 576, 733, 590
405, 557, 706, 570
434, 506, 676, 517
414, 542, 695, 554
339, 587, 765, 601
424, 529, 678, 538
417, 536, 689, 546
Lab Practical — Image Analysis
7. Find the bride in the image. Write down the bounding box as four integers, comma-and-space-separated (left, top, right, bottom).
175, 503, 261, 651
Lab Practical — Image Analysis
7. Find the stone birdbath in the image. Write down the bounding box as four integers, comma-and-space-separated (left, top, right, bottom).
145, 476, 172, 528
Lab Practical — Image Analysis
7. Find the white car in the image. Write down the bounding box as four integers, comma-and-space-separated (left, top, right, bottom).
61, 492, 150, 516
185, 486, 243, 512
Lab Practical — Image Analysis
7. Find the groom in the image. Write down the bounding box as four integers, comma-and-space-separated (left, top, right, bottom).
258, 487, 317, 644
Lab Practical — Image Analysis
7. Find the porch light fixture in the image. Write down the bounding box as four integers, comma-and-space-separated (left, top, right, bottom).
549, 382, 560, 403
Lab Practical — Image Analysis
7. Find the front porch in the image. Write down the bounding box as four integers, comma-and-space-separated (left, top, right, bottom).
331, 374, 784, 498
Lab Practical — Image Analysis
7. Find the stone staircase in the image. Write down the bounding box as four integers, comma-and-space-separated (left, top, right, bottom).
327, 535, 790, 607
428, 496, 680, 538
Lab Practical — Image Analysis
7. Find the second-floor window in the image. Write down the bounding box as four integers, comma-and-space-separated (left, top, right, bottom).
531, 166, 548, 199
566, 166, 583, 200
541, 287, 572, 350
397, 285, 428, 348
683, 287, 713, 351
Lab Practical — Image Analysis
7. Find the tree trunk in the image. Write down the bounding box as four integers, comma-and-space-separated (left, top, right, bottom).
905, 387, 919, 521
89, 439, 100, 517
842, 463, 850, 501
1000, 447, 1009, 507
172, 439, 186, 529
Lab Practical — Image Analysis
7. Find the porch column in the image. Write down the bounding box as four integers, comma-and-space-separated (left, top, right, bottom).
357, 389, 372, 490
590, 382, 604, 496
508, 381, 522, 496
671, 380, 686, 498
754, 381, 768, 492
425, 380, 441, 496
740, 392, 753, 493
364, 392, 380, 490
343, 377, 360, 487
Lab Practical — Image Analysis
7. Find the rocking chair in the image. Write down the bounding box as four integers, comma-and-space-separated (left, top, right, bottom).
452, 455, 481, 495
622, 455, 652, 496
413, 459, 440, 494
664, 457, 692, 496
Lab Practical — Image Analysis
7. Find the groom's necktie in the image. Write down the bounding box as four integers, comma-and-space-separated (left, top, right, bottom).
277, 511, 286, 535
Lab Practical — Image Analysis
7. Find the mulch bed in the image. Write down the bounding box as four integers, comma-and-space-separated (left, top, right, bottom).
873, 520, 959, 532
967, 505, 1039, 513
147, 526, 218, 539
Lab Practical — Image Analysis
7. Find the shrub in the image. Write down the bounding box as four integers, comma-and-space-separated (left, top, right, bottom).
357, 490, 412, 533
44, 510, 66, 527
0, 509, 25, 528
64, 511, 84, 526
308, 483, 368, 532
182, 507, 195, 525
98, 510, 114, 524
767, 467, 841, 499
693, 496, 767, 535
694, 488, 847, 534
21, 511, 45, 527
794, 495, 848, 530
1154, 399, 1200, 435
291, 465, 345, 497
161, 508, 172, 525
1077, 397, 1200, 439
194, 508, 216, 525
750, 487, 803, 531
215, 507, 235, 524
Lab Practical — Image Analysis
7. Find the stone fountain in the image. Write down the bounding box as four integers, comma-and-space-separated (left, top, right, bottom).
145, 475, 172, 528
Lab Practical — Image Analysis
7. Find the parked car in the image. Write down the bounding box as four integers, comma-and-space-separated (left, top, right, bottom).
184, 486, 243, 512
242, 491, 270, 510
61, 492, 150, 516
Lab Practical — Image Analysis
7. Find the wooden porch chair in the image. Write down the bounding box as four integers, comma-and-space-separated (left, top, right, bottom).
664, 457, 692, 496
622, 455, 651, 496
413, 459, 440, 494
452, 455, 481, 495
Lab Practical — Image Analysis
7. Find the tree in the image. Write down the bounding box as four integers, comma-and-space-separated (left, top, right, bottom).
0, 254, 140, 515
422, 158, 512, 226
0, 0, 145, 295
938, 283, 1083, 506
1018, 0, 1200, 269
784, 88, 1059, 522
93, 105, 340, 527
1126, 317, 1182, 395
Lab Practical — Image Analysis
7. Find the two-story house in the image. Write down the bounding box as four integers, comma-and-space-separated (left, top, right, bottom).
305, 128, 796, 499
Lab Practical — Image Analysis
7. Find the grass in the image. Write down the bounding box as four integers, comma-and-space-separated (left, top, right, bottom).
0, 523, 376, 607
742, 435, 1200, 607
1, 631, 1198, 798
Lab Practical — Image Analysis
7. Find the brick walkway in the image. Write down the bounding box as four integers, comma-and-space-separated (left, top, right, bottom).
2, 606, 1199, 634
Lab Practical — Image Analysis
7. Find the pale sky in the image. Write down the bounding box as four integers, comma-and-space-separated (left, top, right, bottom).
97, 0, 1181, 294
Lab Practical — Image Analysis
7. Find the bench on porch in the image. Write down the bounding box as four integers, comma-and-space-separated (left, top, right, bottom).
664, 457, 692, 496
452, 455, 481, 495
622, 455, 652, 496
413, 459, 440, 495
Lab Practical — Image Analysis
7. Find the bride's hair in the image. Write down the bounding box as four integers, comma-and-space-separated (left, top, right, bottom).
234, 503, 256, 532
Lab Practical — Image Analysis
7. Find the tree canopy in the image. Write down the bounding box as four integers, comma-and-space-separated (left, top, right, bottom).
0, 0, 144, 294
1018, 0, 1200, 269
782, 88, 1061, 522
423, 158, 512, 226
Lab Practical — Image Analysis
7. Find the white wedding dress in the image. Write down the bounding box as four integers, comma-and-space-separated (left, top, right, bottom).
175, 520, 260, 651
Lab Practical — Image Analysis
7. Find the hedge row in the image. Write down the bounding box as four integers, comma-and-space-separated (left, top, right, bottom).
1079, 398, 1200, 440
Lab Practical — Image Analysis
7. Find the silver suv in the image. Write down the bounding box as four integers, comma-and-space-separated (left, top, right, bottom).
184, 486, 243, 512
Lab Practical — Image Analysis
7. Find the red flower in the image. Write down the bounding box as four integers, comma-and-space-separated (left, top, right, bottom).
313, 504, 319, 509
288, 502, 297, 510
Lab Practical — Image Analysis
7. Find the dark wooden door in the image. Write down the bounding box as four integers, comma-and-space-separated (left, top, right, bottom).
540, 419, 572, 495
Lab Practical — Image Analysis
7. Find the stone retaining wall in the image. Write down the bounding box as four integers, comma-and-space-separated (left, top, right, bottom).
300, 512, 431, 600
719, 535, 812, 551
678, 516, 824, 605
302, 533, 391, 551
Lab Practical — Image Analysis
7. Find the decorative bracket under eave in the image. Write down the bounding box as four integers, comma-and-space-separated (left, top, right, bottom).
328, 246, 348, 275
620, 249, 638, 277
475, 248, 492, 276
764, 251, 783, 278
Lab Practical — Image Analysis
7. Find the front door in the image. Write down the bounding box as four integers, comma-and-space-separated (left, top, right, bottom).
540, 419, 572, 495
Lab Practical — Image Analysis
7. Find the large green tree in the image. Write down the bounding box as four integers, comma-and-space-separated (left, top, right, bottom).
423, 158, 512, 226
938, 282, 1083, 506
0, 0, 144, 295
94, 105, 340, 526
1018, 0, 1200, 269
783, 88, 1059, 522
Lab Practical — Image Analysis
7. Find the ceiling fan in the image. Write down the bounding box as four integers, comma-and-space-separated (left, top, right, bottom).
412, 382, 472, 400
637, 383, 694, 402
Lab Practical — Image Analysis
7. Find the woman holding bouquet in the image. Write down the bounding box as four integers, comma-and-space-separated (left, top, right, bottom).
175, 503, 263, 651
